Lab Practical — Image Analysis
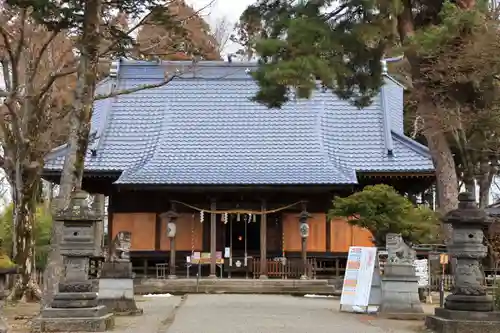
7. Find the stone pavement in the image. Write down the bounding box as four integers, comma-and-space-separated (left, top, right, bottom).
112, 295, 182, 333
163, 294, 425, 333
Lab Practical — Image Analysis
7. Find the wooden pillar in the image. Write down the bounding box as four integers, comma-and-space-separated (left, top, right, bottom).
106, 194, 114, 259
162, 208, 179, 279
301, 237, 307, 278
299, 209, 311, 280
169, 236, 176, 278
259, 200, 268, 279
209, 199, 217, 278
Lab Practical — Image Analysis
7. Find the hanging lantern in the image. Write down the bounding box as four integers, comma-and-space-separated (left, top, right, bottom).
200, 210, 204, 223
223, 212, 228, 224
252, 214, 257, 223
237, 213, 240, 222
247, 214, 251, 223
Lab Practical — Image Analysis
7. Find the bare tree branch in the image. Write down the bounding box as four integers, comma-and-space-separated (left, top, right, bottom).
32, 29, 60, 76
37, 67, 78, 101
94, 74, 179, 100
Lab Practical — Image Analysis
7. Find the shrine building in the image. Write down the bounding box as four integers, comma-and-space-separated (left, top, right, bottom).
43, 60, 435, 279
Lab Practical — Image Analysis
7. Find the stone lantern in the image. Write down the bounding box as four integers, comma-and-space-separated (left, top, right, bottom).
426, 192, 500, 333
33, 190, 115, 332
299, 210, 310, 280
57, 191, 101, 283
442, 192, 492, 312
161, 208, 179, 279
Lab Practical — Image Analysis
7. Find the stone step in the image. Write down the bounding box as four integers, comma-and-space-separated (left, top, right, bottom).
41, 305, 108, 318
32, 313, 114, 332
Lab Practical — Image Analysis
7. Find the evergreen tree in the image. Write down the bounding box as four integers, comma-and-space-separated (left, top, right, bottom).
238, 0, 499, 219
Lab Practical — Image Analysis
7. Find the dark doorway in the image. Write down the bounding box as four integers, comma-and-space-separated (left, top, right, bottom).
225, 214, 261, 256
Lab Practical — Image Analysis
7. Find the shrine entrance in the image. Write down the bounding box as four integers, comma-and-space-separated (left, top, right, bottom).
225, 214, 261, 256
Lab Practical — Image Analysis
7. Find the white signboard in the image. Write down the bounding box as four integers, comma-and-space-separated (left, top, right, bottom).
414, 259, 429, 287
340, 246, 378, 308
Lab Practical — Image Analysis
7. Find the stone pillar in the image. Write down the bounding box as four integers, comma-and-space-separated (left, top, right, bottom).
378, 233, 423, 317
426, 192, 500, 333
161, 208, 179, 279
98, 231, 142, 316
92, 194, 105, 257
259, 200, 268, 279
299, 210, 311, 280
209, 199, 217, 278
33, 190, 115, 332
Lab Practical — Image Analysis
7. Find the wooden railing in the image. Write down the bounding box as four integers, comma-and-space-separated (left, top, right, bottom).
252, 258, 316, 279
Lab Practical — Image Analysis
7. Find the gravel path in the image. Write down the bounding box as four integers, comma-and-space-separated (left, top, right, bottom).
163, 294, 424, 333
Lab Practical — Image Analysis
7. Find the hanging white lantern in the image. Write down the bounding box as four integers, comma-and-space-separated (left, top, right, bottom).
200, 210, 204, 223
224, 213, 228, 224
253, 214, 257, 223
237, 213, 240, 222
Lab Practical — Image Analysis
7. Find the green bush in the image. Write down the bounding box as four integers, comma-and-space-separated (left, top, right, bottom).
0, 204, 52, 270
328, 184, 440, 246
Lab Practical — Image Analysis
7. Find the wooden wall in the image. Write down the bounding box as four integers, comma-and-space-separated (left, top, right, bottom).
112, 212, 203, 252
330, 217, 373, 252
282, 213, 326, 252
282, 213, 373, 252
112, 211, 372, 253
112, 213, 156, 250
159, 213, 203, 251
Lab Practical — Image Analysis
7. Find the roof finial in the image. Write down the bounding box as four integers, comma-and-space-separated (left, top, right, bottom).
381, 60, 388, 75
381, 55, 404, 75
109, 58, 120, 77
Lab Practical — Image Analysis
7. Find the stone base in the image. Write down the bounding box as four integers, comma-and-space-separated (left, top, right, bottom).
51, 292, 99, 308
42, 305, 108, 318
377, 312, 426, 320
98, 298, 143, 316
426, 308, 500, 333
378, 264, 423, 316
32, 313, 114, 332
445, 294, 494, 312
100, 262, 132, 279
99, 278, 134, 299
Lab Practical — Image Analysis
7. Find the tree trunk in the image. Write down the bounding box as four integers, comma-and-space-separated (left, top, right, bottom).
478, 159, 496, 208
8, 175, 42, 302
418, 102, 459, 241
41, 0, 102, 308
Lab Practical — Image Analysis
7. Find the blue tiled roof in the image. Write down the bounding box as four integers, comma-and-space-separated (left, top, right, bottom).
44, 60, 434, 185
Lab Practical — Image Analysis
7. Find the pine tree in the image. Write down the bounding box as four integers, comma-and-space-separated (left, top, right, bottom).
238, 0, 500, 219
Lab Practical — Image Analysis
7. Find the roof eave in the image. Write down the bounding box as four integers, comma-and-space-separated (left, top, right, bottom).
391, 131, 432, 159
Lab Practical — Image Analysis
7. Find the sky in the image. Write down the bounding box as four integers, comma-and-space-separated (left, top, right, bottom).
185, 0, 256, 56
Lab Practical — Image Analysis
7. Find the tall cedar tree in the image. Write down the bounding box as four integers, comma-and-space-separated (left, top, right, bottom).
238, 0, 496, 224
6, 0, 220, 306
